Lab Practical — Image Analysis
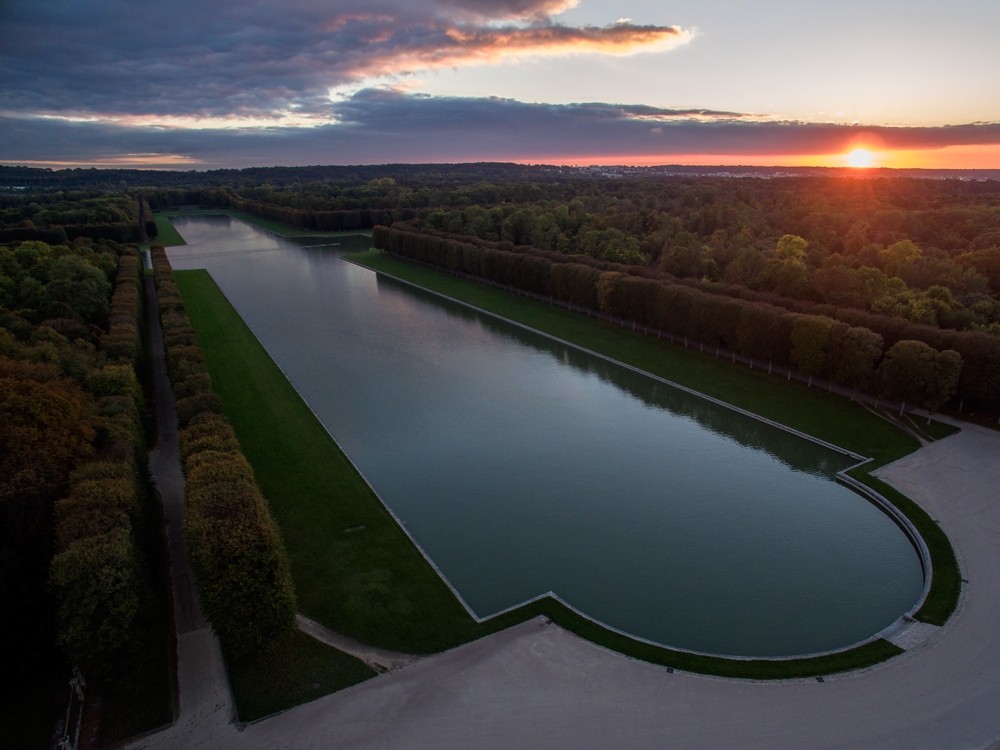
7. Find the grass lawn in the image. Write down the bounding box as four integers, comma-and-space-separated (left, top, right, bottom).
151, 212, 186, 246
172, 245, 959, 683
229, 627, 376, 723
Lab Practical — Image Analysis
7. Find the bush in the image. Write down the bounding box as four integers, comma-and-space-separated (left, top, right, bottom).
187, 505, 296, 657
175, 392, 224, 427
155, 247, 297, 657
50, 527, 141, 680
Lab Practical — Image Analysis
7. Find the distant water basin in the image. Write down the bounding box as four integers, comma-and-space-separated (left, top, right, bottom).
168, 215, 924, 657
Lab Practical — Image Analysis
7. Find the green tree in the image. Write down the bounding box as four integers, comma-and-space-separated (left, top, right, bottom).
45, 254, 112, 324
790, 315, 835, 385
877, 339, 961, 415
835, 326, 884, 396
49, 527, 141, 679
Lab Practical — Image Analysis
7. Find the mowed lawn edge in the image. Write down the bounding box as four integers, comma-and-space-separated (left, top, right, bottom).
174, 263, 939, 680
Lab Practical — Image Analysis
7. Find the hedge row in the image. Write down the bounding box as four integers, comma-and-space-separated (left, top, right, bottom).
101, 249, 144, 366
229, 196, 418, 232
374, 224, 1000, 415
151, 246, 296, 657
49, 252, 151, 680
50, 463, 145, 679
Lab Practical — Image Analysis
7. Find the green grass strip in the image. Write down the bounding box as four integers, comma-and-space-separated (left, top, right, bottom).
229, 628, 376, 723
151, 212, 186, 246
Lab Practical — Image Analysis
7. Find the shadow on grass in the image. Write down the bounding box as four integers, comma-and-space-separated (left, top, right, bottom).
229, 628, 376, 724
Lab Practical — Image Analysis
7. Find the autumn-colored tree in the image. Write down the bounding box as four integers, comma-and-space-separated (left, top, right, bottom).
0, 360, 96, 504
49, 527, 141, 679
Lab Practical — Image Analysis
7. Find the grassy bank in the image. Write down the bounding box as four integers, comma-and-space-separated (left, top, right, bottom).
175, 270, 482, 653
229, 628, 375, 723
151, 212, 186, 246
174, 262, 954, 684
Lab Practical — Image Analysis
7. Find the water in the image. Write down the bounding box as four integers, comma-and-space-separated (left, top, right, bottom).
168, 215, 924, 657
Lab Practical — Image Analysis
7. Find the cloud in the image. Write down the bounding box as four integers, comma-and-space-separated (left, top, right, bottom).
0, 0, 690, 123
430, 0, 581, 22
3, 91, 999, 169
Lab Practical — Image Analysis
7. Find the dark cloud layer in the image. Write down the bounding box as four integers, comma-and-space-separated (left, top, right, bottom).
4, 91, 999, 169
0, 0, 687, 120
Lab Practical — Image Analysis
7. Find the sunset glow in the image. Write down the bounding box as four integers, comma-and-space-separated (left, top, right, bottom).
1, 1, 998, 170
844, 148, 877, 168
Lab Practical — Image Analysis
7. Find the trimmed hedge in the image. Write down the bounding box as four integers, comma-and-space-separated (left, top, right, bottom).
48, 250, 155, 680
374, 224, 997, 415
150, 246, 297, 657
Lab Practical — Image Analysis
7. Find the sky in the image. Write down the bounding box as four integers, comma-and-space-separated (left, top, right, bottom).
1, 0, 999, 171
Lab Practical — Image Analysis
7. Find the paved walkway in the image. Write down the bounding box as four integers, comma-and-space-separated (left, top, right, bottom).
127, 279, 232, 749
129, 416, 1000, 749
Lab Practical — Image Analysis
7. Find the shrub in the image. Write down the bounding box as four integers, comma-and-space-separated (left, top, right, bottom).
50, 527, 142, 680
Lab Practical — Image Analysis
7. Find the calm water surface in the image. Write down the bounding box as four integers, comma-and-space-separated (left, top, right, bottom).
168, 216, 923, 657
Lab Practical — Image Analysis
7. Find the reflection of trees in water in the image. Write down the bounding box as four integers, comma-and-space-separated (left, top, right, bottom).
377, 274, 850, 478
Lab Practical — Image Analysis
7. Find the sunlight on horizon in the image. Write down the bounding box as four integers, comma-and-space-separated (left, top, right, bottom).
538, 144, 1000, 171
844, 148, 877, 168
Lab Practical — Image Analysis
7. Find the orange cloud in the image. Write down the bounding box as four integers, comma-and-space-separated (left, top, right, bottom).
432, 0, 581, 23
342, 22, 694, 81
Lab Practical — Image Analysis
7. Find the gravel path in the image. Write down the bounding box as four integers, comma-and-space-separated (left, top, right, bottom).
127, 279, 233, 749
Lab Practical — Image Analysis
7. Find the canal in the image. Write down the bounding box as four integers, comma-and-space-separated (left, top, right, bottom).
168, 215, 923, 657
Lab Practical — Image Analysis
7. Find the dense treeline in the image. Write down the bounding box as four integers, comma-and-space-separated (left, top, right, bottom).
48, 249, 156, 678
7, 164, 999, 402
151, 170, 1000, 334
151, 247, 296, 656
375, 224, 995, 415
0, 240, 164, 691
228, 195, 418, 231
0, 191, 140, 244
410, 178, 1000, 333
24, 163, 991, 337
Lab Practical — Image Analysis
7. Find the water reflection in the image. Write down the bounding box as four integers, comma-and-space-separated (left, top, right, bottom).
374, 274, 849, 478
167, 215, 922, 657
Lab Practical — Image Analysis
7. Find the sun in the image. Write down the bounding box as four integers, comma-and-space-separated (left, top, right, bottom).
845, 147, 877, 168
